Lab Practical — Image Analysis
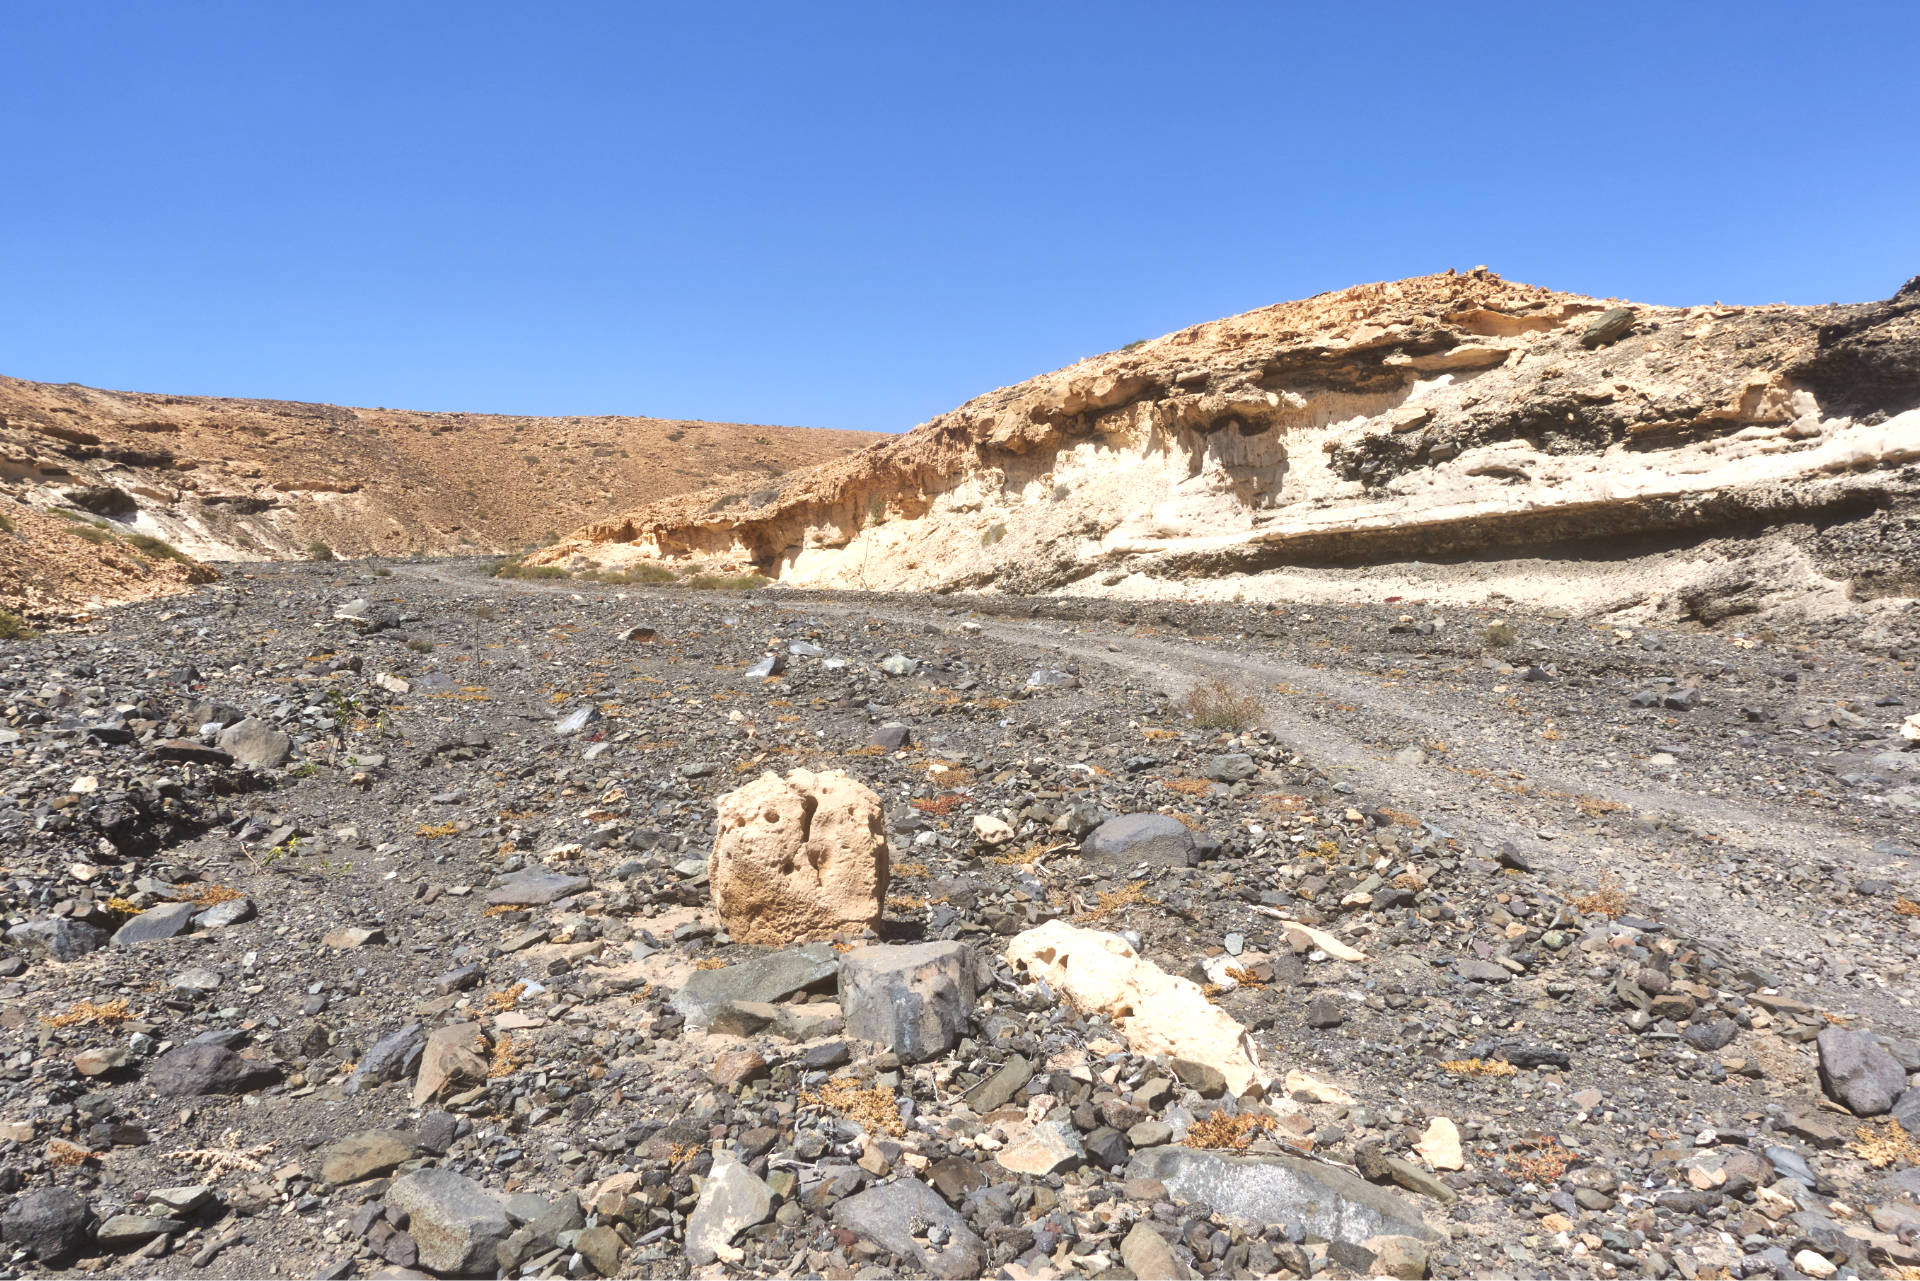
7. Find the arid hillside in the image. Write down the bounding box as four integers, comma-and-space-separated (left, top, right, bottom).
540, 269, 1920, 626
0, 375, 882, 618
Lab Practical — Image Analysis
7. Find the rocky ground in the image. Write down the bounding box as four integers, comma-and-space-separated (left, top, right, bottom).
0, 559, 1916, 1280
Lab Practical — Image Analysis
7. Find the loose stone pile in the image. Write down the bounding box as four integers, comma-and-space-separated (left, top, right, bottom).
0, 559, 1913, 1279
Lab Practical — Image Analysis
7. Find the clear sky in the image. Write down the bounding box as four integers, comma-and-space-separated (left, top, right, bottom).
5, 2, 1916, 433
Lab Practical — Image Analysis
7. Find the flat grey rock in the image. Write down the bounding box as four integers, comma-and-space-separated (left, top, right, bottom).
1125, 1147, 1436, 1245
111, 900, 198, 946
484, 871, 591, 906
670, 943, 840, 1026
830, 1177, 985, 1281
1082, 812, 1198, 867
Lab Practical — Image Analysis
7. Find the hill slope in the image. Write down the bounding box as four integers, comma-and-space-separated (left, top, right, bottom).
0, 375, 881, 617
538, 269, 1920, 624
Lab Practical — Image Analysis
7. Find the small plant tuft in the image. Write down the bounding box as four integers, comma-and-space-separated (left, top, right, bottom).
306, 540, 336, 562
1182, 677, 1265, 730
0, 610, 35, 642
683, 573, 766, 591
1483, 620, 1518, 648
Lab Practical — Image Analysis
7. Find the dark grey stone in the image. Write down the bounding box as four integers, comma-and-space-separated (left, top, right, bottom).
484, 872, 590, 907
385, 1168, 512, 1276
0, 1186, 91, 1265
6, 917, 108, 962
1682, 1018, 1738, 1052
111, 900, 198, 946
1818, 1026, 1906, 1116
670, 943, 840, 1027
831, 1177, 985, 1280
1206, 753, 1258, 783
840, 942, 976, 1063
345, 1022, 425, 1094
1082, 813, 1198, 867
147, 1043, 281, 1096
870, 722, 912, 751
964, 1054, 1032, 1112
1893, 1087, 1920, 1138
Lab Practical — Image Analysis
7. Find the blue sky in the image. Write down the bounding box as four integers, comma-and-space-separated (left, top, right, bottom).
4, 2, 1916, 433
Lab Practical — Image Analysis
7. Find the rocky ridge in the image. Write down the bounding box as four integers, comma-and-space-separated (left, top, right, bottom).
539, 270, 1920, 624
0, 561, 1914, 1279
0, 374, 881, 619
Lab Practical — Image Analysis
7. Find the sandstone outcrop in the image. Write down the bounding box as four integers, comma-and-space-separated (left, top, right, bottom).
710, 769, 889, 945
540, 270, 1920, 621
1005, 918, 1269, 1097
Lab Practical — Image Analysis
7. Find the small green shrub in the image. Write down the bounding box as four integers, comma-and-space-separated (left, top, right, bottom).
683, 573, 767, 591
124, 532, 193, 565
1182, 677, 1266, 730
0, 513, 14, 533
406, 638, 433, 654
307, 540, 336, 561
372, 567, 393, 578
490, 556, 568, 581
69, 525, 111, 545
579, 564, 676, 585
666, 430, 686, 442
0, 610, 35, 641
980, 523, 1007, 547
1483, 620, 1518, 648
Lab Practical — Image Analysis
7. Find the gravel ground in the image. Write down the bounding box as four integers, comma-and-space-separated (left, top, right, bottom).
0, 559, 1916, 1280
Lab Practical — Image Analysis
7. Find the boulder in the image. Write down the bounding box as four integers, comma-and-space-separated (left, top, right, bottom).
6, 917, 108, 962
830, 1177, 985, 1281
0, 1186, 91, 1266
840, 942, 976, 1063
1818, 1026, 1907, 1116
216, 718, 293, 769
1082, 813, 1199, 867
1207, 753, 1259, 782
1007, 919, 1268, 1096
385, 1169, 511, 1276
1126, 1148, 1435, 1245
147, 1043, 280, 1096
709, 769, 889, 945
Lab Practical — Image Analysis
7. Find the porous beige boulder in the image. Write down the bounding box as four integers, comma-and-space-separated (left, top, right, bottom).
1006, 918, 1269, 1097
711, 769, 889, 945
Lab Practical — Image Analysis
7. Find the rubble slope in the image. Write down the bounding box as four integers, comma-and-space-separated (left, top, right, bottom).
540, 270, 1920, 621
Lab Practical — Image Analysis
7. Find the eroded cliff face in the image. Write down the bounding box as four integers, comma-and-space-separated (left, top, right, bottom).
539, 270, 1920, 620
